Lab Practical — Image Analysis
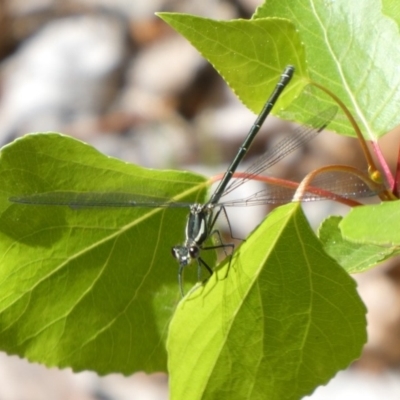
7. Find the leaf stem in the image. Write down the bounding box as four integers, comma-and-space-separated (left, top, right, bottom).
309, 81, 397, 199
293, 164, 386, 203
370, 141, 395, 190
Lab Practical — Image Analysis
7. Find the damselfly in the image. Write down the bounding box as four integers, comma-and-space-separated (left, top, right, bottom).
9, 66, 381, 295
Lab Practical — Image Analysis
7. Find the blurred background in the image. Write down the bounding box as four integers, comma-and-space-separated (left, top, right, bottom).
0, 0, 400, 399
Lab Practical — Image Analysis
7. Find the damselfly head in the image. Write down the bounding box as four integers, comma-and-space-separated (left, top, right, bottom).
172, 245, 191, 266
172, 244, 201, 266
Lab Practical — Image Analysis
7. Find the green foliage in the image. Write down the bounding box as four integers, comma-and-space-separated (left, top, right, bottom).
0, 133, 207, 374
160, 0, 400, 139
254, 0, 400, 138
1, 1, 400, 399
168, 204, 366, 400
319, 216, 398, 273
340, 201, 400, 245
157, 14, 307, 114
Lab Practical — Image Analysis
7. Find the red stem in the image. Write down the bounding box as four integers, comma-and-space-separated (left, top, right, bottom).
310, 81, 396, 200
393, 145, 400, 197
371, 141, 395, 190
210, 170, 366, 208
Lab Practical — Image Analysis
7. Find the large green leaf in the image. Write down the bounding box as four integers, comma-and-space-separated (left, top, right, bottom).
254, 0, 400, 138
160, 2, 400, 139
168, 203, 366, 400
157, 14, 307, 115
0, 133, 208, 374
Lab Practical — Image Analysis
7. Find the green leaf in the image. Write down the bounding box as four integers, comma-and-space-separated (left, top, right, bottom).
0, 133, 209, 374
157, 13, 307, 115
382, 0, 400, 27
254, 0, 400, 138
339, 200, 400, 246
319, 215, 397, 273
168, 203, 366, 400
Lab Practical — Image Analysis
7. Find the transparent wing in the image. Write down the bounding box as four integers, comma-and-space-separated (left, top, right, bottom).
219, 170, 385, 207
220, 106, 338, 198
9, 191, 193, 209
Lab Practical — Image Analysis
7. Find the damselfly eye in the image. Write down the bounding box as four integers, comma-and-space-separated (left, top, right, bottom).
189, 246, 200, 259
171, 246, 185, 260
171, 247, 178, 259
